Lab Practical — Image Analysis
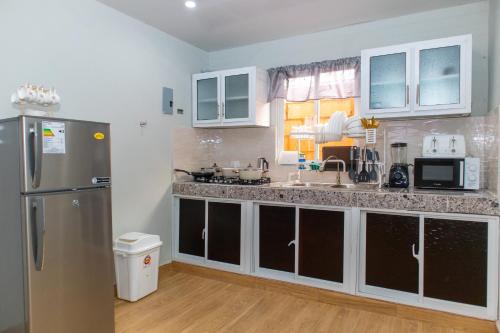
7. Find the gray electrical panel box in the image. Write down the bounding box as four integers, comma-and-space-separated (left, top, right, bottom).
162, 87, 173, 114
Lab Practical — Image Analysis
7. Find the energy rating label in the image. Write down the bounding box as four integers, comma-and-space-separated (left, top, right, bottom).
42, 121, 66, 154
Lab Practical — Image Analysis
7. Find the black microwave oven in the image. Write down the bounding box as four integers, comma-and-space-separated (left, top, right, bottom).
414, 158, 480, 190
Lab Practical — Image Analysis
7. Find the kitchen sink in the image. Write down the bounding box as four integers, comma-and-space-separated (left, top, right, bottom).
275, 182, 380, 190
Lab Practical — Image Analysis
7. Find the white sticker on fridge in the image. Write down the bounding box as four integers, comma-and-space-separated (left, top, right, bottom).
42, 121, 66, 154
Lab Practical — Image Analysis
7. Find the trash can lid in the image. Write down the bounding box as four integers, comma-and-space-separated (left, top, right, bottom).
114, 232, 162, 254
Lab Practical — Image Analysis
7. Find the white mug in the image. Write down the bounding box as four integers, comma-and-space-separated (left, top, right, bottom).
17, 85, 27, 101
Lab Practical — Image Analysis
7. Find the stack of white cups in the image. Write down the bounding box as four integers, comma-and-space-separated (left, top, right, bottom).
11, 84, 61, 107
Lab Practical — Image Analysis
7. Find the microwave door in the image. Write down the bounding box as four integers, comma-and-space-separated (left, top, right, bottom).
415, 159, 462, 189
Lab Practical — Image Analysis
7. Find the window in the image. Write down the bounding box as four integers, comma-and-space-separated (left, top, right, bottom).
279, 98, 357, 162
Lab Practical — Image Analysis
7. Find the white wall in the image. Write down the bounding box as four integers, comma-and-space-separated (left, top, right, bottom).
491, 0, 500, 111
209, 2, 490, 116
0, 0, 208, 264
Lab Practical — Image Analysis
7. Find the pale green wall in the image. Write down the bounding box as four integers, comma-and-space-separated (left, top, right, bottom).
0, 0, 209, 264
209, 2, 490, 116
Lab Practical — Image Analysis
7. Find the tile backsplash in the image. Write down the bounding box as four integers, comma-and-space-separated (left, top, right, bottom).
173, 112, 499, 192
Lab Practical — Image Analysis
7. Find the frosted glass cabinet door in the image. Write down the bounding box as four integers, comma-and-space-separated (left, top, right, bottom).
197, 77, 219, 121
369, 52, 408, 110
418, 45, 461, 107
224, 73, 250, 120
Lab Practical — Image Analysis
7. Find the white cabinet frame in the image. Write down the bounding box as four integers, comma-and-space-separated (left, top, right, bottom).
192, 66, 270, 128
252, 201, 354, 294
361, 34, 472, 119
357, 208, 499, 320
220, 67, 254, 124
172, 195, 252, 274
361, 46, 413, 116
191, 72, 221, 126
414, 35, 471, 114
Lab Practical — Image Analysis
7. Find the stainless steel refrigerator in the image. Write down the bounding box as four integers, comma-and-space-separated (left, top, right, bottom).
0, 116, 115, 333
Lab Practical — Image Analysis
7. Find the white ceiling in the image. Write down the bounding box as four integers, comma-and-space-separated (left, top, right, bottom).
98, 0, 482, 51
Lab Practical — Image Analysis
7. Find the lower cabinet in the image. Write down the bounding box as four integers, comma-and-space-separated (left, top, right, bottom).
174, 196, 498, 319
365, 212, 419, 294
175, 197, 245, 272
424, 218, 488, 307
207, 201, 241, 265
299, 209, 344, 283
258, 205, 296, 273
359, 210, 497, 319
178, 198, 205, 258
256, 204, 348, 290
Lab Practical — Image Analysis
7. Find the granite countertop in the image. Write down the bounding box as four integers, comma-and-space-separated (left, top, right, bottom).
172, 181, 500, 216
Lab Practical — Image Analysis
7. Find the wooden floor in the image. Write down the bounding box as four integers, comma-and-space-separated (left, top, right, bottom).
115, 263, 497, 333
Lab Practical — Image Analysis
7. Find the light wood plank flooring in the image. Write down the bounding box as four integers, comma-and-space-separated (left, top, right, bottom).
115, 263, 496, 333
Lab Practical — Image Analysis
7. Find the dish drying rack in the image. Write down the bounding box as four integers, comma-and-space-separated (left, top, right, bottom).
290, 125, 378, 143
289, 116, 386, 187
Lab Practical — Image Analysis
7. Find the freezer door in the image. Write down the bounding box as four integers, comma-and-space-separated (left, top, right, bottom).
20, 117, 111, 193
24, 189, 114, 333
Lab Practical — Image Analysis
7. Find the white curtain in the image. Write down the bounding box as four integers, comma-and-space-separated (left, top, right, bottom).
267, 57, 361, 102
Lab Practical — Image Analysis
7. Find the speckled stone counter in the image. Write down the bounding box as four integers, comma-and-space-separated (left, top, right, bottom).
172, 182, 500, 216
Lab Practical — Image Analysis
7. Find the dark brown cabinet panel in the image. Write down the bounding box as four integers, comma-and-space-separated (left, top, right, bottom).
365, 213, 419, 294
178, 198, 205, 257
259, 205, 296, 273
207, 202, 241, 265
299, 209, 344, 282
424, 218, 488, 307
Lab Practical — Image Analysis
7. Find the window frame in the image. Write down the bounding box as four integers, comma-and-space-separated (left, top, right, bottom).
275, 98, 361, 164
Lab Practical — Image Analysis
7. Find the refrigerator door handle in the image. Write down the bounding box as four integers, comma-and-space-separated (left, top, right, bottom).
31, 197, 46, 271
29, 121, 43, 189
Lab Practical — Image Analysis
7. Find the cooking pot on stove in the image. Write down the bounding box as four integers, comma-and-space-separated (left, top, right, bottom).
221, 167, 239, 178
239, 164, 263, 180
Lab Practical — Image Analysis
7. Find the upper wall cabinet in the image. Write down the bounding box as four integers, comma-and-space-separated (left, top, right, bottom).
361, 35, 472, 119
192, 66, 270, 128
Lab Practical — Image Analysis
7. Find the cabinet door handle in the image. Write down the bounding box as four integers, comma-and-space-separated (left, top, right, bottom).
222, 102, 225, 118
406, 85, 410, 105
416, 84, 420, 105
201, 228, 206, 240
287, 240, 296, 247
411, 243, 420, 261
217, 104, 221, 118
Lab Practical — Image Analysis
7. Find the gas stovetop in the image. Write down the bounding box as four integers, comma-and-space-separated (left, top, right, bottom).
193, 176, 271, 185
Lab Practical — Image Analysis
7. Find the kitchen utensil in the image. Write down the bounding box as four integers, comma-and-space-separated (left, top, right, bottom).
349, 146, 359, 181
174, 169, 214, 178
369, 149, 378, 181
358, 148, 370, 183
239, 164, 263, 180
360, 117, 380, 129
349, 146, 358, 180
349, 148, 356, 180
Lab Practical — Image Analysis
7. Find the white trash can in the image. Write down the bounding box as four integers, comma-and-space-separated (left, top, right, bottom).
113, 232, 163, 302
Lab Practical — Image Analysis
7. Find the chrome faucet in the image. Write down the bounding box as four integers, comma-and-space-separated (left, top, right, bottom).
320, 156, 346, 185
